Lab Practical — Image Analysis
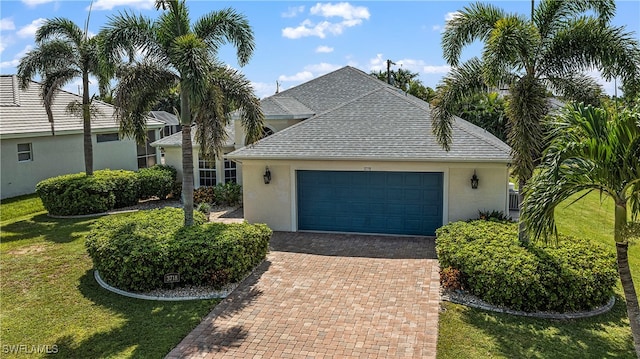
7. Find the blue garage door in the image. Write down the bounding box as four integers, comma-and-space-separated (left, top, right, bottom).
297, 171, 443, 236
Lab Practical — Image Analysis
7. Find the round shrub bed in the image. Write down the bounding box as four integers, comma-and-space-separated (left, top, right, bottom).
436, 221, 617, 313
85, 207, 272, 292
36, 169, 138, 216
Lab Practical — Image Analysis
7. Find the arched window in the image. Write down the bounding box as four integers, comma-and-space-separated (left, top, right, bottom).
261, 126, 274, 139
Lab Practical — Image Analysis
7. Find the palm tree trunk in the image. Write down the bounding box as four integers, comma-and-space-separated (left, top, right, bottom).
82, 70, 93, 176
180, 90, 194, 226
518, 176, 529, 245
614, 201, 640, 357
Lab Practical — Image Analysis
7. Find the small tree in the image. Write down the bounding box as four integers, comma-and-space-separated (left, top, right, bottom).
18, 17, 112, 176
521, 103, 640, 356
103, 0, 263, 226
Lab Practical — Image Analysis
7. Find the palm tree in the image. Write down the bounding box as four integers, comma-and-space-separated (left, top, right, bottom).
17, 16, 111, 176
102, 0, 263, 226
521, 103, 640, 356
431, 0, 640, 242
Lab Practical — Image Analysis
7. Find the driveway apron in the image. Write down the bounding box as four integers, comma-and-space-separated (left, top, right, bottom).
166, 232, 440, 359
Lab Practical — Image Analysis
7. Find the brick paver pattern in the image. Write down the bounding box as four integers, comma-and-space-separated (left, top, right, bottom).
166, 232, 440, 359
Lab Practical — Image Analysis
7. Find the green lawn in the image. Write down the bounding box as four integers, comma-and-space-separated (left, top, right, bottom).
437, 191, 639, 358
0, 194, 219, 359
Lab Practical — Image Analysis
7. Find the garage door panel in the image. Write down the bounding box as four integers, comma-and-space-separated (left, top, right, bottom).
297, 171, 443, 236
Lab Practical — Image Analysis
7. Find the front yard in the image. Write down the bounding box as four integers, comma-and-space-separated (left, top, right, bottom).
1, 192, 638, 358
0, 195, 219, 358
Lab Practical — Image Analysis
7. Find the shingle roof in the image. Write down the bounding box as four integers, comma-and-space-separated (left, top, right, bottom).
149, 111, 180, 126
228, 83, 512, 163
0, 75, 162, 138
151, 123, 235, 148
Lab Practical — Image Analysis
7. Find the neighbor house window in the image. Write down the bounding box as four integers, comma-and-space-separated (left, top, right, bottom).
223, 158, 237, 183
137, 130, 157, 169
199, 154, 216, 187
96, 133, 120, 143
17, 143, 32, 162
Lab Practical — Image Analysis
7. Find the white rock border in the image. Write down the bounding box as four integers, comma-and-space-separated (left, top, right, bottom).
94, 270, 236, 301
441, 289, 616, 319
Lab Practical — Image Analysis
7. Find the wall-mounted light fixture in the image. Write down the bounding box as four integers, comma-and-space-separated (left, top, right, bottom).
263, 166, 271, 184
471, 170, 479, 189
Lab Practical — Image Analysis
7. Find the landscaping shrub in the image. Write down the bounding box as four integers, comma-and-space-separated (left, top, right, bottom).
214, 182, 242, 206
436, 221, 617, 313
36, 169, 138, 215
193, 186, 216, 204
137, 165, 177, 199
85, 207, 271, 292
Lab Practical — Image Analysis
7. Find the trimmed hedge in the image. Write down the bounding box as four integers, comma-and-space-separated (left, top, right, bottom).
36, 170, 138, 216
137, 165, 177, 199
436, 221, 617, 313
85, 207, 271, 292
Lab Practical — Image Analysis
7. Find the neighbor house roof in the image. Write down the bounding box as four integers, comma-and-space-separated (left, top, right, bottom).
149, 110, 180, 126
151, 123, 236, 148
0, 75, 163, 139
228, 81, 512, 163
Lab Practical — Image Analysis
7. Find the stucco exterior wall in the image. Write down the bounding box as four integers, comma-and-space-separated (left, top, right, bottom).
238, 159, 510, 232
1, 131, 159, 199
233, 119, 303, 149
161, 145, 242, 186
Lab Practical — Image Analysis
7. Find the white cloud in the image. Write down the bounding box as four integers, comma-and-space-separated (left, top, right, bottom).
315, 45, 334, 53
0, 45, 32, 70
278, 71, 314, 82
282, 2, 370, 39
91, 0, 154, 11
278, 62, 342, 83
17, 18, 46, 38
1, 18, 16, 31
282, 6, 305, 18
21, 0, 55, 7
252, 81, 278, 99
367, 55, 450, 75
445, 11, 461, 22
423, 65, 451, 74
310, 2, 370, 20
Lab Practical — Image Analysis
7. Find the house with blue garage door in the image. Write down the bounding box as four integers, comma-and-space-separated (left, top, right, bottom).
227, 66, 512, 236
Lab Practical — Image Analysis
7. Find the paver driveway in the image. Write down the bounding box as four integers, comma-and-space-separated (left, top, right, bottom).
166, 232, 440, 359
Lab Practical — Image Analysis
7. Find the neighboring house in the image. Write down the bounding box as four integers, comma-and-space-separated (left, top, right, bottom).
160, 66, 512, 236
0, 75, 164, 199
149, 110, 181, 138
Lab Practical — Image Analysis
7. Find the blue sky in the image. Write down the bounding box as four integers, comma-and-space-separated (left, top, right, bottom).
1, 0, 639, 98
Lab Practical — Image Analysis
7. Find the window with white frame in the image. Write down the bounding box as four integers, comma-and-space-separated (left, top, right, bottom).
199, 154, 216, 187
97, 133, 120, 143
17, 143, 33, 162
137, 130, 157, 169
223, 158, 237, 183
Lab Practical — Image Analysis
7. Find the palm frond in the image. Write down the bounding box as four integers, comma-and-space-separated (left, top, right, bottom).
169, 34, 212, 102
156, 0, 190, 49
431, 57, 488, 151
36, 17, 84, 45
113, 61, 178, 144
483, 14, 539, 80
441, 2, 505, 66
194, 8, 255, 66
103, 11, 158, 63
17, 40, 78, 89
539, 18, 640, 88
545, 73, 603, 106
534, 0, 616, 40
523, 103, 640, 240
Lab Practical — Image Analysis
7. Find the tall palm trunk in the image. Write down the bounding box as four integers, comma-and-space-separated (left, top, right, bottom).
615, 201, 640, 357
82, 70, 93, 176
180, 89, 194, 226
